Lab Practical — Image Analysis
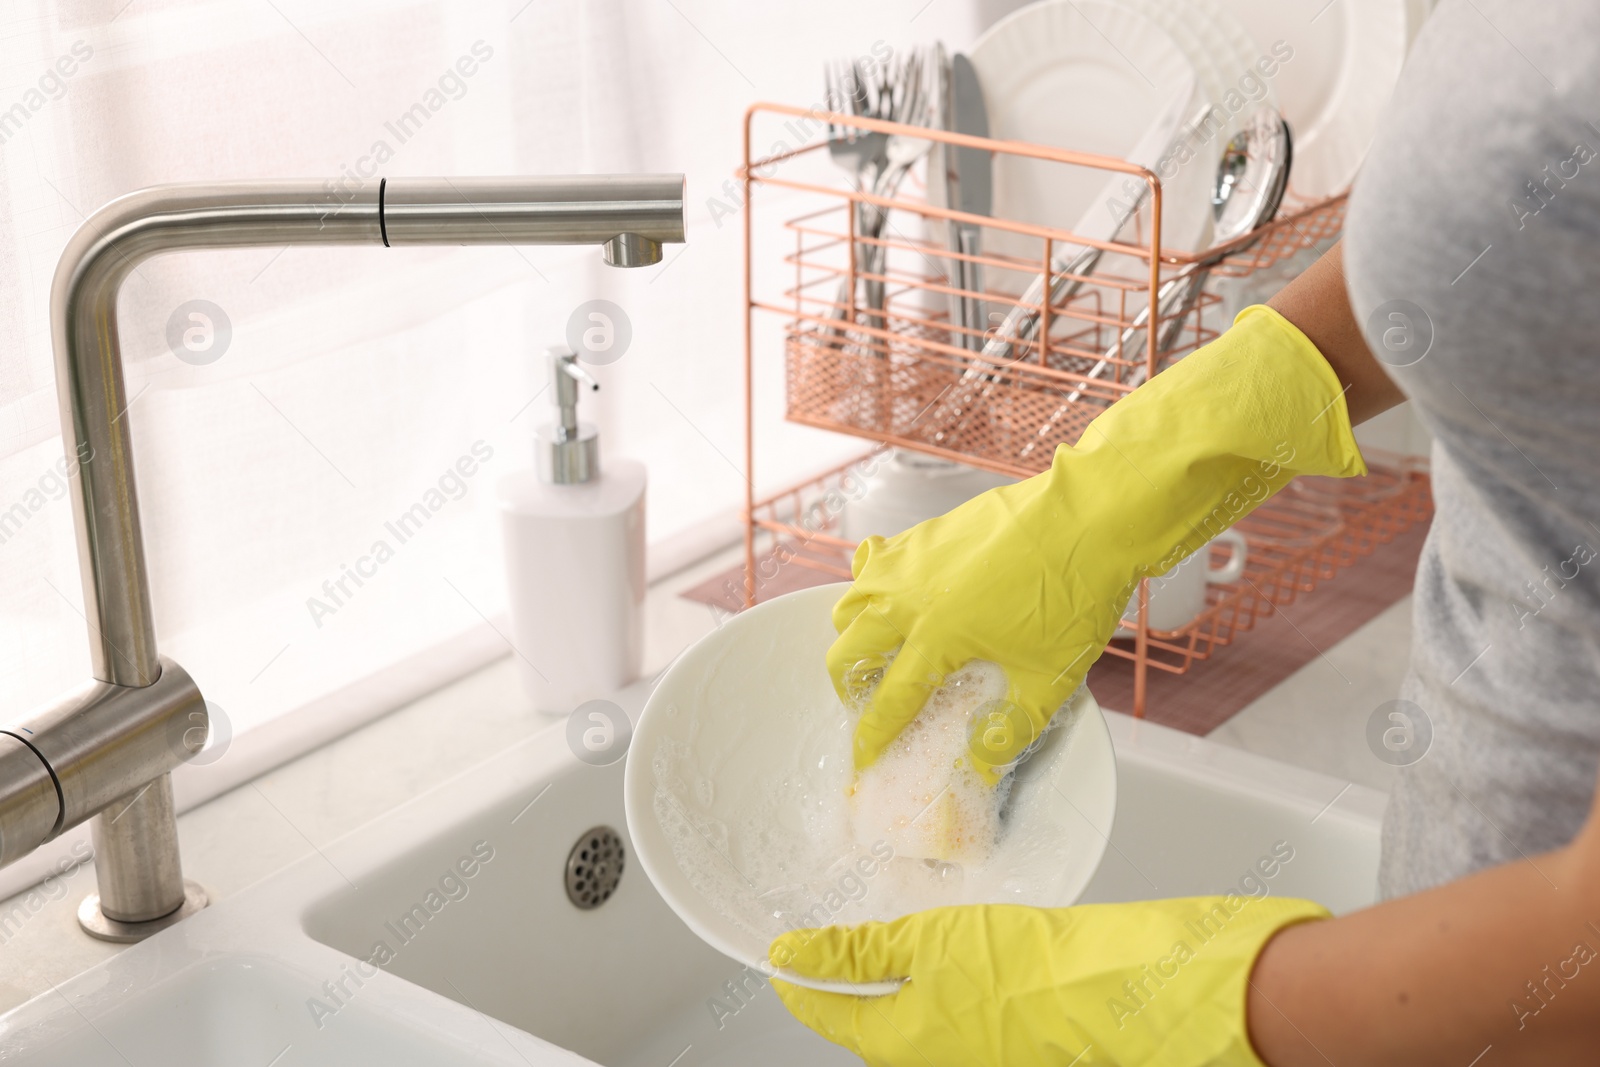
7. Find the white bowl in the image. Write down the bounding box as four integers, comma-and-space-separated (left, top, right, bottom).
623, 583, 1117, 996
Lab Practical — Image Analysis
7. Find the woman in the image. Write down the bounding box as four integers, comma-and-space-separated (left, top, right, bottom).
773, 2, 1600, 1063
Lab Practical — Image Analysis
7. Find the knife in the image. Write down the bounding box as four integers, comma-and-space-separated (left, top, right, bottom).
946, 53, 991, 354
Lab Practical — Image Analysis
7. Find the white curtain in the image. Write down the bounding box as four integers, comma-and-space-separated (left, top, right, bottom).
0, 1, 980, 770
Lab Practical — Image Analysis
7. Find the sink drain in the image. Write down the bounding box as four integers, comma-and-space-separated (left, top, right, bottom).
565, 826, 625, 909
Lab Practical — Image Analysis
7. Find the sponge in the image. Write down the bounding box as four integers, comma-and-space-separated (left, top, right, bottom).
848, 660, 1010, 864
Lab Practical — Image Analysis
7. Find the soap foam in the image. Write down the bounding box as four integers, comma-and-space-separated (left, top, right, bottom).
848, 659, 1009, 865
651, 662, 1082, 947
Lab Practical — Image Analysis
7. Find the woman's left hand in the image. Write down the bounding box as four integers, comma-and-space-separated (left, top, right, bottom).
770, 896, 1329, 1067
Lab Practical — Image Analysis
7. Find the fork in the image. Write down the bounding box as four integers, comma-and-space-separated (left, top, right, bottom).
859, 51, 934, 333
824, 59, 888, 205
823, 51, 934, 344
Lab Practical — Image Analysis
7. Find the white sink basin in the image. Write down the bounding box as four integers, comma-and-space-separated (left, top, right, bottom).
0, 952, 563, 1066
0, 690, 1385, 1066
305, 752, 855, 1067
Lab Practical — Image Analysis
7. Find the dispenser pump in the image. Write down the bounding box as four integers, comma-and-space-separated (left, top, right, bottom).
536, 346, 601, 484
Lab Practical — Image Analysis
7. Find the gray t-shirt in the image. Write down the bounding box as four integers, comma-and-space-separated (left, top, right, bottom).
1344, 0, 1600, 897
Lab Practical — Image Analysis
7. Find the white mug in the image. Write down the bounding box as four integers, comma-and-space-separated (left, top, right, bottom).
1118, 530, 1249, 635
840, 450, 1014, 542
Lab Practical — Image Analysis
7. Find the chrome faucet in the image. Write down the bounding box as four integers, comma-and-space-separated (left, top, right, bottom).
0, 176, 686, 941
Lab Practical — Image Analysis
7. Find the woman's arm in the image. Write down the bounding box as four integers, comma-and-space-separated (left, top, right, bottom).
1249, 768, 1600, 1064
1253, 242, 1600, 1061
1268, 241, 1408, 426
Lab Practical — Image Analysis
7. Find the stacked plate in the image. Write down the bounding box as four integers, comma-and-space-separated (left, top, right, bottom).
970, 0, 1427, 251
1206, 0, 1431, 199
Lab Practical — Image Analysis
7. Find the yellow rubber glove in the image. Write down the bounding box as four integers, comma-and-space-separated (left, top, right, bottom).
771, 897, 1330, 1066
833, 306, 1366, 778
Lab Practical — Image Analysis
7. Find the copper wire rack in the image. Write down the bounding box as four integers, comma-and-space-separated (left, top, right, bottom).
739, 102, 1430, 717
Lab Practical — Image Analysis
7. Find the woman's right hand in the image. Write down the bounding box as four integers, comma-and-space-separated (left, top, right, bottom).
833, 305, 1368, 779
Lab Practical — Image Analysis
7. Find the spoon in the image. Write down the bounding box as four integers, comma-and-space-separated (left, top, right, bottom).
1152, 107, 1294, 358
1056, 108, 1292, 410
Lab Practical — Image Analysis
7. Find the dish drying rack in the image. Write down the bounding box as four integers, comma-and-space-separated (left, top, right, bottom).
738, 103, 1432, 718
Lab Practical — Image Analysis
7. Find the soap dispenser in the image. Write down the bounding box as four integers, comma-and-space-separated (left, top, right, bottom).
498, 347, 647, 713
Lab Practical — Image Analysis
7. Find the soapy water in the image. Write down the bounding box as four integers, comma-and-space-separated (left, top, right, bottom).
652, 659, 1083, 949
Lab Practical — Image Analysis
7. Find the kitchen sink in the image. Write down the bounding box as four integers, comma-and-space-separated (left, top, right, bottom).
300, 700, 1383, 1066
0, 688, 1385, 1066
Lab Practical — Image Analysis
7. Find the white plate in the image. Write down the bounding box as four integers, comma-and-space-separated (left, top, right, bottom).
1104, 0, 1284, 252
970, 0, 1205, 258
624, 583, 1118, 997
1405, 0, 1431, 42
1210, 0, 1411, 199
1185, 0, 1283, 119
1109, 0, 1232, 252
